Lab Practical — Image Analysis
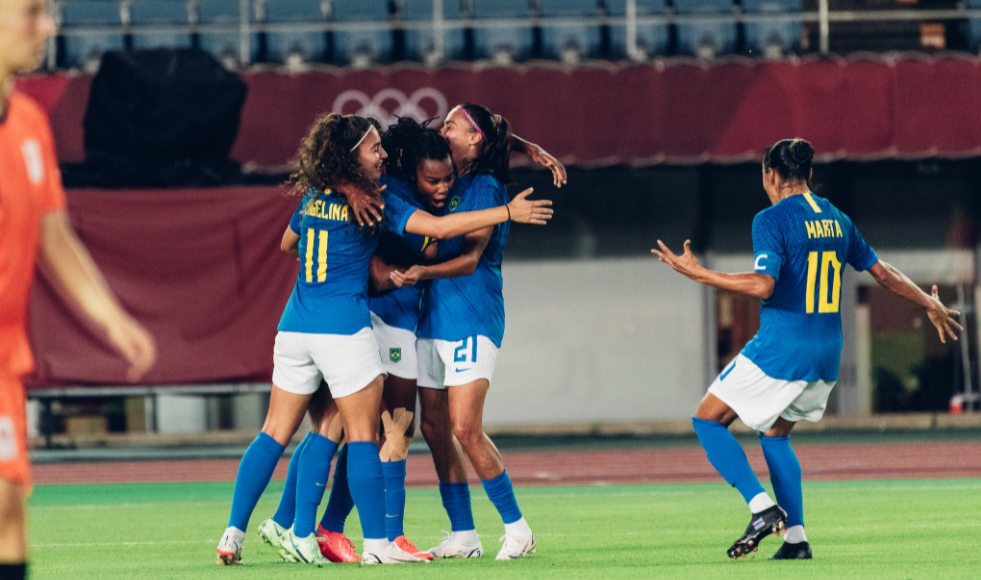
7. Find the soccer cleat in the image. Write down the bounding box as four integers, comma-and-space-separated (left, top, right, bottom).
495, 531, 536, 560
394, 535, 434, 561
428, 531, 484, 559
315, 524, 360, 563
257, 518, 297, 562
770, 540, 813, 560
727, 505, 788, 560
361, 541, 431, 564
282, 528, 330, 566
216, 530, 242, 566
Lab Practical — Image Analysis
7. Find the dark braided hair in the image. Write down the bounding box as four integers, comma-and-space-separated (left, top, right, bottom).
381, 115, 453, 186
289, 112, 383, 222
763, 138, 815, 183
455, 103, 514, 185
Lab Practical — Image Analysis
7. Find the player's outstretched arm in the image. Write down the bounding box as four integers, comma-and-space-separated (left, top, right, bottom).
37, 211, 157, 382
651, 239, 776, 300
281, 225, 300, 258
510, 135, 568, 188
391, 229, 491, 288
369, 254, 400, 294
403, 188, 552, 239
868, 261, 962, 343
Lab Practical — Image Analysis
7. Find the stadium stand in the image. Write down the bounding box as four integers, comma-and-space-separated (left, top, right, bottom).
400, 0, 466, 63
197, 0, 257, 68
261, 0, 327, 66
539, 0, 602, 62
58, 0, 125, 71
128, 0, 193, 50
674, 0, 737, 58
607, 0, 669, 59
330, 0, 394, 66
471, 0, 534, 62
742, 0, 803, 57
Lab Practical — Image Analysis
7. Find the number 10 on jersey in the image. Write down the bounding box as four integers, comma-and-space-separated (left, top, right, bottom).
805, 251, 842, 314
305, 228, 328, 283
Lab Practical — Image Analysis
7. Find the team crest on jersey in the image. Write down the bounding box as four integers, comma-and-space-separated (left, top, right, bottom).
390, 348, 402, 363
21, 140, 44, 185
448, 196, 461, 211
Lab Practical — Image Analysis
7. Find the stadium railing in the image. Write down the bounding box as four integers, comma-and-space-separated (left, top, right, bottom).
49, 0, 981, 71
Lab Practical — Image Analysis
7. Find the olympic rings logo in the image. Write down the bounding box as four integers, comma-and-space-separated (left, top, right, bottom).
331, 88, 449, 128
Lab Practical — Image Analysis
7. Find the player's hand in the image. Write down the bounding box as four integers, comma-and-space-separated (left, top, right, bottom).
527, 144, 568, 188
506, 188, 553, 225
390, 265, 426, 288
926, 285, 963, 344
105, 315, 157, 382
651, 239, 702, 280
341, 182, 385, 227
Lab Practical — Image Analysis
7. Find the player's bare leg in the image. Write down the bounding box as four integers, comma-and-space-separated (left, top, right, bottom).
0, 478, 27, 578
448, 380, 534, 560
761, 418, 811, 560
692, 392, 786, 559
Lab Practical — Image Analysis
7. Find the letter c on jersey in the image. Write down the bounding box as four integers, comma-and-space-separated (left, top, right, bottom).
754, 254, 768, 271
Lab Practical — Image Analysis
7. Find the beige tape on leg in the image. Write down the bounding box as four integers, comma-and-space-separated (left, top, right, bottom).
379, 408, 414, 462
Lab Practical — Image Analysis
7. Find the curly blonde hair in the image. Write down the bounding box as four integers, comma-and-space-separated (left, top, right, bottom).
289, 113, 383, 220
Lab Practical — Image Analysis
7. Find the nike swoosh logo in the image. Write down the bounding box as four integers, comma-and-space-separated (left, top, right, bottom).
386, 514, 400, 518
455, 368, 472, 373
316, 482, 326, 487
291, 538, 311, 563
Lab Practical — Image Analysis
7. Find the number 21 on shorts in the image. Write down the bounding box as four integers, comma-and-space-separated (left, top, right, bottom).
805, 251, 842, 313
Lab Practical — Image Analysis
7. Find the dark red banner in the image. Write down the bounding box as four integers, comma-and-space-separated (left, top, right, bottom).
16, 56, 981, 169
26, 187, 298, 387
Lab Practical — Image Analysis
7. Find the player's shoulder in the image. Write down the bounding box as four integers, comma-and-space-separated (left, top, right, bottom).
7, 91, 52, 130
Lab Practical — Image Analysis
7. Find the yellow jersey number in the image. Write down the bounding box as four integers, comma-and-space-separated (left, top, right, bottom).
304, 228, 328, 283
805, 251, 842, 314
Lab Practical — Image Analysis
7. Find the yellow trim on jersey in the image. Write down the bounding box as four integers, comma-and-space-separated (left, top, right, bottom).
305, 229, 315, 283
317, 231, 328, 282
803, 192, 822, 214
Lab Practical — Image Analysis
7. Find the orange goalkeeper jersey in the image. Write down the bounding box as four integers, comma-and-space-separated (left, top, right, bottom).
0, 90, 66, 378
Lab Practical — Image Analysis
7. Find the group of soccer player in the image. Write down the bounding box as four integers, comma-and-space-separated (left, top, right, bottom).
214, 105, 563, 565
0, 0, 967, 576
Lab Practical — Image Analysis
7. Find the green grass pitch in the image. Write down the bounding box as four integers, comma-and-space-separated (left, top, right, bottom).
27, 478, 981, 579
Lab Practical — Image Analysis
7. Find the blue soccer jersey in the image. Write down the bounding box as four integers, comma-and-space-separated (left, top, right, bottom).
417, 174, 510, 347
740, 192, 878, 382
277, 184, 417, 335
366, 175, 436, 331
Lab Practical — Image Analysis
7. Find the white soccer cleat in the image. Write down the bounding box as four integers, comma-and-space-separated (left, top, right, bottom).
281, 528, 330, 566
495, 531, 536, 560
257, 518, 297, 562
428, 531, 484, 559
216, 529, 243, 566
361, 541, 431, 564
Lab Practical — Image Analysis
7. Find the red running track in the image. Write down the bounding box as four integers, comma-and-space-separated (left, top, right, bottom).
31, 441, 981, 486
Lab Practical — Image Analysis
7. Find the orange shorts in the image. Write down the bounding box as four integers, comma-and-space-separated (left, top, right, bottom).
0, 377, 30, 489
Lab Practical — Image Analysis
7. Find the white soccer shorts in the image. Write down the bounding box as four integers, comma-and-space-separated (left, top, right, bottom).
708, 354, 836, 433
416, 335, 498, 389
272, 328, 386, 399
370, 311, 418, 380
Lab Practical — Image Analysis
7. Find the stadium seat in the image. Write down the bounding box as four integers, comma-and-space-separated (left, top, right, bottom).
742, 0, 803, 57
262, 0, 327, 65
471, 0, 534, 62
968, 0, 981, 53
606, 0, 668, 59
330, 1, 394, 66
59, 0, 125, 70
129, 0, 193, 50
538, 0, 601, 61
674, 0, 737, 58
400, 0, 466, 62
197, 0, 257, 67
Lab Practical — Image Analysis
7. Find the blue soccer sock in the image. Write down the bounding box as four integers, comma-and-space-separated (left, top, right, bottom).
760, 434, 804, 528
271, 432, 312, 528
382, 459, 408, 541
438, 481, 476, 532
321, 444, 354, 533
692, 417, 767, 505
347, 441, 387, 540
481, 470, 523, 525
293, 433, 339, 537
228, 432, 285, 532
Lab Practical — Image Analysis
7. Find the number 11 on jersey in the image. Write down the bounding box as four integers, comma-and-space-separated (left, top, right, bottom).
805, 251, 842, 314
305, 228, 328, 283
